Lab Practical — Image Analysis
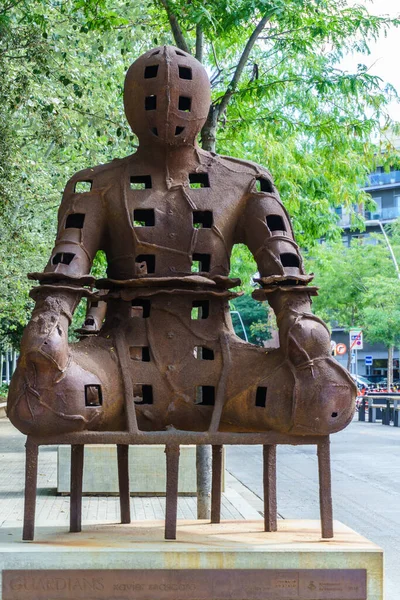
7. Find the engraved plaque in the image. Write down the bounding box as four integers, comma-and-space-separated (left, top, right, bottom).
3, 569, 367, 600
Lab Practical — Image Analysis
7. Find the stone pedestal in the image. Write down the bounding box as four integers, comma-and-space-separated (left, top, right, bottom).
0, 520, 383, 599
57, 445, 225, 495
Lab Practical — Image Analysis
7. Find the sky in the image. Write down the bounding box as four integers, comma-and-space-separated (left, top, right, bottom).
342, 0, 400, 121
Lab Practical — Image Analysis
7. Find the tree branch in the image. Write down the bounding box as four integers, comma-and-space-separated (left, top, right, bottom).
195, 24, 203, 63
158, 0, 190, 54
218, 14, 271, 117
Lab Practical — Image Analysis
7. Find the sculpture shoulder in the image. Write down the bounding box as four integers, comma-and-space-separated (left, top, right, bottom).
210, 152, 274, 185
64, 155, 134, 193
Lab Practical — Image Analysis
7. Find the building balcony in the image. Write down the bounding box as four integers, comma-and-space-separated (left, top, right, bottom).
364, 170, 400, 190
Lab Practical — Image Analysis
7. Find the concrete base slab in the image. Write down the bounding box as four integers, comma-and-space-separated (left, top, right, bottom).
0, 520, 383, 599
58, 444, 225, 496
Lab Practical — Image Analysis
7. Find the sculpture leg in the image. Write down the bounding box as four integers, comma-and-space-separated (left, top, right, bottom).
117, 444, 131, 524
70, 445, 84, 533
165, 445, 180, 540
23, 438, 38, 541
211, 445, 223, 524
317, 437, 334, 539
263, 444, 277, 532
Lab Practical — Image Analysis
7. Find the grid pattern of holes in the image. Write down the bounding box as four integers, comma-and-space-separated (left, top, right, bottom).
135, 254, 155, 273
130, 175, 152, 189
74, 181, 92, 193
133, 384, 153, 404
191, 300, 209, 320
280, 253, 300, 268
144, 65, 158, 78
193, 210, 213, 228
131, 299, 151, 318
65, 213, 85, 229
85, 384, 102, 407
266, 214, 285, 232
189, 173, 210, 188
192, 253, 211, 272
52, 252, 75, 265
179, 66, 192, 80
133, 209, 155, 226
195, 386, 215, 405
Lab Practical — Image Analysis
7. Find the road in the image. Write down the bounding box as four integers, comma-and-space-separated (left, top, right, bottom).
226, 419, 400, 599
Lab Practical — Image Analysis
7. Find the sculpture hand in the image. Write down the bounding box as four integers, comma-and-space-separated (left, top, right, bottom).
20, 309, 70, 373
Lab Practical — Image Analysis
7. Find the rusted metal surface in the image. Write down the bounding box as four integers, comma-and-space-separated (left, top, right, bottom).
318, 437, 334, 539
22, 439, 38, 541
70, 445, 84, 533
211, 445, 223, 523
263, 445, 277, 532
117, 445, 131, 524
165, 445, 180, 539
2, 569, 367, 600
8, 45, 355, 540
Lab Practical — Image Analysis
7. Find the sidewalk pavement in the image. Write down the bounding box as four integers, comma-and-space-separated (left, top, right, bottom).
0, 419, 261, 530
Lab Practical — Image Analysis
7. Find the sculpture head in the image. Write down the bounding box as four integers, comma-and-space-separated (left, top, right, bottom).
124, 45, 211, 148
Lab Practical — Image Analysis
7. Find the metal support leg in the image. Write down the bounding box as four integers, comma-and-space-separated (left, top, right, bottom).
23, 438, 38, 541
165, 445, 180, 540
117, 444, 131, 524
70, 445, 84, 533
211, 445, 223, 524
317, 437, 334, 539
263, 444, 277, 532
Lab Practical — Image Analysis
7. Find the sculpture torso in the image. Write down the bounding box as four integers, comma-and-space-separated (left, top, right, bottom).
7, 45, 356, 438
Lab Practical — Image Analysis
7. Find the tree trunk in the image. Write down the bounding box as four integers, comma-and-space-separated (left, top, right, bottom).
388, 344, 394, 391
200, 105, 219, 153
195, 104, 221, 519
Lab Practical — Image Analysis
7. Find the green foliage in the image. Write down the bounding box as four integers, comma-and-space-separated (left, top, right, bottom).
306, 236, 395, 331
0, 0, 399, 349
362, 275, 400, 348
306, 226, 400, 357
230, 294, 271, 345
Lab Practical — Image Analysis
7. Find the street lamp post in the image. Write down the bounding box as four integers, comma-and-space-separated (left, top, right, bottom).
368, 219, 400, 390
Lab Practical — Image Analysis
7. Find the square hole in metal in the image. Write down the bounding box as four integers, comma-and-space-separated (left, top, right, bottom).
176, 50, 186, 56
145, 95, 157, 110
178, 96, 191, 111
280, 253, 300, 268
130, 175, 152, 189
85, 384, 102, 407
191, 300, 209, 320
133, 384, 153, 404
74, 180, 92, 193
131, 299, 151, 318
84, 317, 95, 326
255, 178, 273, 193
65, 213, 85, 229
256, 177, 274, 194
144, 65, 159, 78
189, 173, 210, 188
90, 301, 99, 308
130, 346, 151, 362
266, 214, 285, 231
136, 254, 155, 273
151, 127, 158, 136
175, 126, 185, 136
193, 210, 213, 229
179, 66, 192, 80
195, 386, 215, 406
133, 209, 155, 226
192, 253, 210, 272
52, 252, 75, 265
255, 386, 267, 408
194, 346, 214, 360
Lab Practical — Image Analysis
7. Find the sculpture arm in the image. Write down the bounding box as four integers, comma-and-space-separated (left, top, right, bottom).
237, 173, 330, 364
23, 170, 106, 369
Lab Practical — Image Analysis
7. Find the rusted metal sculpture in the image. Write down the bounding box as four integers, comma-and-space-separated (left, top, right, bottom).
7, 45, 356, 541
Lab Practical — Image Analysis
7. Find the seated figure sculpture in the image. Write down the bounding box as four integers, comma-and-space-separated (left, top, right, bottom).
8, 46, 356, 438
